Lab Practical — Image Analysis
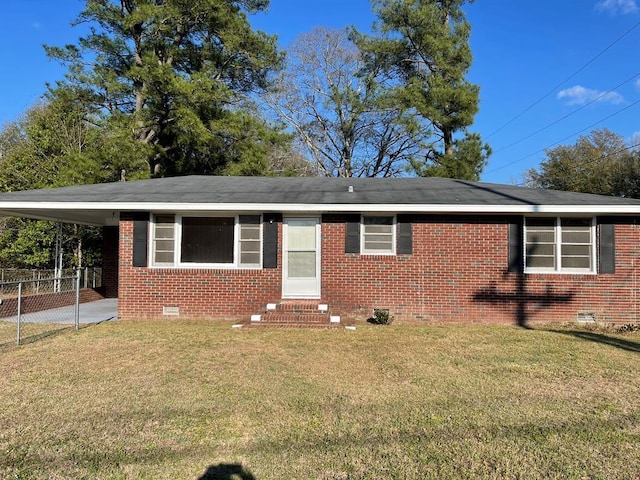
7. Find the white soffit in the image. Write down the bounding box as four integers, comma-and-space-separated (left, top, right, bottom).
0, 202, 639, 215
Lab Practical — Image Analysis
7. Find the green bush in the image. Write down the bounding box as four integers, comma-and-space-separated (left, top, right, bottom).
369, 308, 393, 325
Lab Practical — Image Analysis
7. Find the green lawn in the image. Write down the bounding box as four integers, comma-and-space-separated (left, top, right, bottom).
1, 320, 639, 479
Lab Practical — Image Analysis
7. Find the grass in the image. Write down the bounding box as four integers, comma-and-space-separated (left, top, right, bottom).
1, 320, 639, 479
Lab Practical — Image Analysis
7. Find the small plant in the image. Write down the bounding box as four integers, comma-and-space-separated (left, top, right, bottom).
368, 308, 393, 325
615, 323, 640, 334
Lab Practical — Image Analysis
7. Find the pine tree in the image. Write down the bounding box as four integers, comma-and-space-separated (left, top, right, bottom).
45, 0, 287, 177
355, 0, 490, 180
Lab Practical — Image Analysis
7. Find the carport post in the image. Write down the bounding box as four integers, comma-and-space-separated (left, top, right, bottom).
74, 270, 81, 330
16, 282, 22, 345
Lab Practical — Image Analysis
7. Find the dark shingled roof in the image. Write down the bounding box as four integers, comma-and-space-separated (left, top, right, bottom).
0, 175, 639, 206
0, 176, 638, 225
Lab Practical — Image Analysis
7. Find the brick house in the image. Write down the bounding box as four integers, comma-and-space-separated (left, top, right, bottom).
1, 175, 640, 326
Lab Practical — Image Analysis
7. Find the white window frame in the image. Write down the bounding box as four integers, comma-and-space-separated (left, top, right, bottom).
152, 214, 176, 266
361, 215, 396, 255
524, 217, 596, 274
150, 214, 263, 269
238, 216, 263, 269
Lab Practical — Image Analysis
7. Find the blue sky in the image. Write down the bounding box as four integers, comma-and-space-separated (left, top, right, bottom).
1, 0, 639, 185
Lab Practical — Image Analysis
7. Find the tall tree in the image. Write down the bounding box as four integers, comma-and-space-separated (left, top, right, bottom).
266, 27, 426, 177
0, 100, 111, 269
524, 129, 640, 198
355, 0, 490, 180
0, 96, 148, 191
45, 0, 287, 177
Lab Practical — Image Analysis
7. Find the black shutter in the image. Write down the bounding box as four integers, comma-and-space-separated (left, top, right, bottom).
263, 213, 281, 268
132, 212, 150, 267
598, 218, 615, 274
345, 215, 360, 254
397, 215, 413, 254
508, 217, 523, 273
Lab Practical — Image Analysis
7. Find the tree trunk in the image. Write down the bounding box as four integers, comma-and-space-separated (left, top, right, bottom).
443, 128, 454, 158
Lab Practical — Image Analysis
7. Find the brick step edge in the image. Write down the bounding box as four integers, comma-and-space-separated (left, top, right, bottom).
242, 323, 342, 329
232, 323, 356, 330
259, 313, 332, 323
267, 302, 329, 313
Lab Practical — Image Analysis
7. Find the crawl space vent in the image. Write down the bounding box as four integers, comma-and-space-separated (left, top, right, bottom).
576, 312, 596, 323
163, 306, 180, 316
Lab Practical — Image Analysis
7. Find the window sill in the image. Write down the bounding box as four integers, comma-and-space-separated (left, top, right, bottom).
524, 269, 596, 275
149, 264, 262, 271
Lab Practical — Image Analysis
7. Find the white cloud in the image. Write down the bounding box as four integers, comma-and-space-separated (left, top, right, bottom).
595, 0, 639, 15
557, 85, 624, 106
632, 131, 640, 148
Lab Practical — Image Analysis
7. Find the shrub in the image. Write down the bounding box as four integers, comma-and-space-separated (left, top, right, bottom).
615, 323, 640, 334
368, 308, 393, 325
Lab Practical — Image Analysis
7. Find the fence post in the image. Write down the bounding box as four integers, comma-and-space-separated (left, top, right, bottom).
16, 282, 22, 346
75, 270, 81, 331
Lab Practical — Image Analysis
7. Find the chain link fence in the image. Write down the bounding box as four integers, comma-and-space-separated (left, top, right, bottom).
0, 267, 102, 289
0, 272, 83, 347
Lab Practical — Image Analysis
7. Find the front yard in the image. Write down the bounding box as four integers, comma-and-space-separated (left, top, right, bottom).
1, 320, 639, 479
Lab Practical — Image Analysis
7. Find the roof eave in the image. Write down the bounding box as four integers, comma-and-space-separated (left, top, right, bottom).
0, 202, 638, 227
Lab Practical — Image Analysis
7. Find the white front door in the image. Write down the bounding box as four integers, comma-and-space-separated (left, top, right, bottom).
282, 217, 321, 298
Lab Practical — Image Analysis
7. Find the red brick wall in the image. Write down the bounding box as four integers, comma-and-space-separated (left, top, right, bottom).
322, 215, 640, 325
117, 215, 282, 320
117, 213, 640, 325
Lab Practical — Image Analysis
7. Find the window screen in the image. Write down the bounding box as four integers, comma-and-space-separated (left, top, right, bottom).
180, 217, 234, 264
362, 216, 394, 254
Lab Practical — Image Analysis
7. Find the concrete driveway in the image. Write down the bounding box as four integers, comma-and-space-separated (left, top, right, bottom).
6, 298, 118, 324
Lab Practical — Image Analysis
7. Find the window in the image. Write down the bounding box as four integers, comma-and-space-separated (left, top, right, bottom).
525, 217, 594, 273
153, 215, 175, 265
151, 214, 262, 268
181, 217, 234, 263
362, 216, 395, 254
238, 215, 262, 267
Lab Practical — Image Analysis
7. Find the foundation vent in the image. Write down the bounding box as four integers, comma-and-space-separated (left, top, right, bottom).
576, 312, 596, 323
163, 306, 180, 316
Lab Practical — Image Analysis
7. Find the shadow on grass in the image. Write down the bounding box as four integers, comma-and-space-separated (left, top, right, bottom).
198, 463, 256, 480
0, 326, 73, 352
546, 328, 640, 353
0, 319, 114, 352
